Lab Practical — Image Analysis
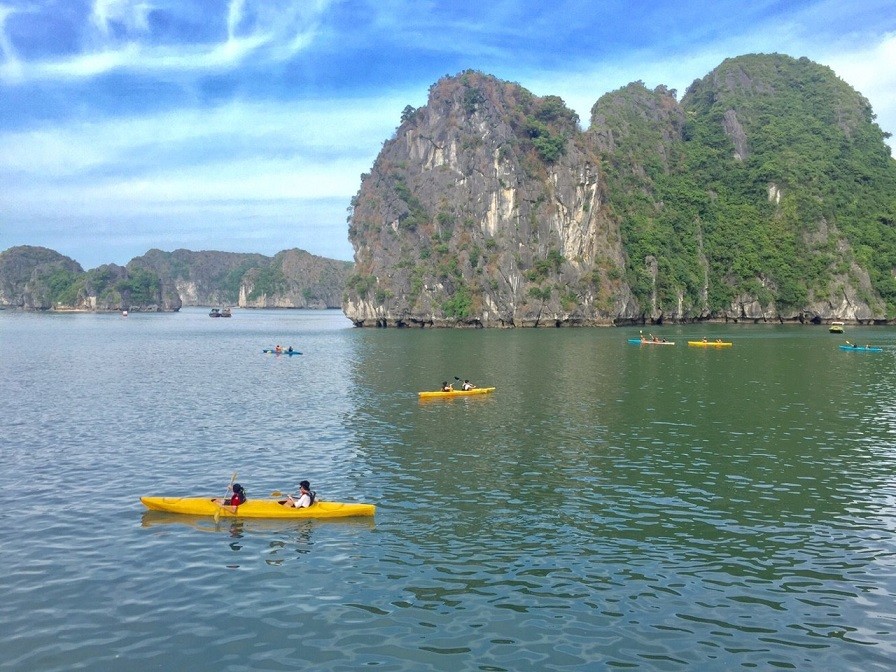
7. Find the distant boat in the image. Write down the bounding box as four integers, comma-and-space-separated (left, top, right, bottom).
121, 309, 128, 318
209, 307, 232, 318
688, 340, 733, 348
829, 321, 844, 333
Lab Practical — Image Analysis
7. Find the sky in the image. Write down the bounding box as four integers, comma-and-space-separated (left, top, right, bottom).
1, 1, 895, 270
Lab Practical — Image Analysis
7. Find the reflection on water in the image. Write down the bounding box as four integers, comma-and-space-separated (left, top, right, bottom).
2, 311, 896, 670
140, 511, 376, 565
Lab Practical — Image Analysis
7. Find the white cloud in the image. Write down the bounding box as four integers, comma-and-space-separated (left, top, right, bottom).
0, 94, 401, 175
822, 32, 896, 153
0, 92, 407, 263
1, 0, 332, 83
91, 0, 152, 37
0, 3, 22, 81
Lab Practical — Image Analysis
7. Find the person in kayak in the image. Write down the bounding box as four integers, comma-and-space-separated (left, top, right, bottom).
282, 480, 316, 508
462, 379, 476, 390
441, 381, 453, 391
213, 483, 246, 513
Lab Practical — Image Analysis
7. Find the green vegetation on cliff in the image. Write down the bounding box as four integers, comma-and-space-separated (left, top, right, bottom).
597, 55, 896, 317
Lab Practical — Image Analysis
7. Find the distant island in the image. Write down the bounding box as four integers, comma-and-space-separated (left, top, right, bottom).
0, 245, 353, 312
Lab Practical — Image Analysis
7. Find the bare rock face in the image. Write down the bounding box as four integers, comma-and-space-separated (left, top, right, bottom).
344, 72, 630, 327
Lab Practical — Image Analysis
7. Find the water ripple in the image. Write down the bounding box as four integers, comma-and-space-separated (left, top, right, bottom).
3, 314, 896, 670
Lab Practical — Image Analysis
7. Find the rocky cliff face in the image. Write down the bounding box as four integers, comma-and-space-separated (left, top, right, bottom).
130, 248, 270, 308
131, 248, 351, 309
239, 249, 352, 308
345, 72, 629, 327
343, 56, 896, 326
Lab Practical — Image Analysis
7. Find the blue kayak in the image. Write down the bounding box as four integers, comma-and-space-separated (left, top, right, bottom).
263, 349, 302, 355
839, 345, 882, 352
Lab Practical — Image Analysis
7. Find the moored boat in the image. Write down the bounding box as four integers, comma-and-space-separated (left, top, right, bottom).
829, 321, 844, 333
209, 307, 232, 317
140, 496, 375, 519
687, 340, 733, 348
418, 386, 496, 399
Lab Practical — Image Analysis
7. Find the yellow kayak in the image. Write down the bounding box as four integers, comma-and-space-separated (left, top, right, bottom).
140, 497, 375, 519
418, 386, 496, 399
688, 340, 733, 347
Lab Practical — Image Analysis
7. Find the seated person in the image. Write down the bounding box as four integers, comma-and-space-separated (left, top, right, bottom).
282, 480, 316, 508
441, 381, 453, 392
213, 483, 246, 513
462, 379, 476, 390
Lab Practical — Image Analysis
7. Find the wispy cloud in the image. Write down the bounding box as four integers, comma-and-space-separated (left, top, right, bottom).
0, 0, 330, 83
823, 33, 896, 144
0, 94, 401, 176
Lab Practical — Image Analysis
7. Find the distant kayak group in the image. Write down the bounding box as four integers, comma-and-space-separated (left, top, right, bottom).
630, 333, 885, 352
628, 333, 732, 347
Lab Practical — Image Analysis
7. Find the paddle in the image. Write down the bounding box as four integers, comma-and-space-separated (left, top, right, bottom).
214, 472, 237, 523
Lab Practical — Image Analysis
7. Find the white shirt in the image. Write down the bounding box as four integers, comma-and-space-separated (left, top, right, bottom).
291, 492, 312, 508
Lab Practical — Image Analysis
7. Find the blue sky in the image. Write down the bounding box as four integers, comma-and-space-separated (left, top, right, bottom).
1, 0, 894, 270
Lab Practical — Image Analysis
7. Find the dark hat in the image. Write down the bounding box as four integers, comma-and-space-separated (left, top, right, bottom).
299, 480, 311, 490
232, 483, 244, 493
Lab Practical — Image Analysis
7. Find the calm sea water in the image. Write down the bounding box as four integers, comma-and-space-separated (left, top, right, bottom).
2, 309, 895, 671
